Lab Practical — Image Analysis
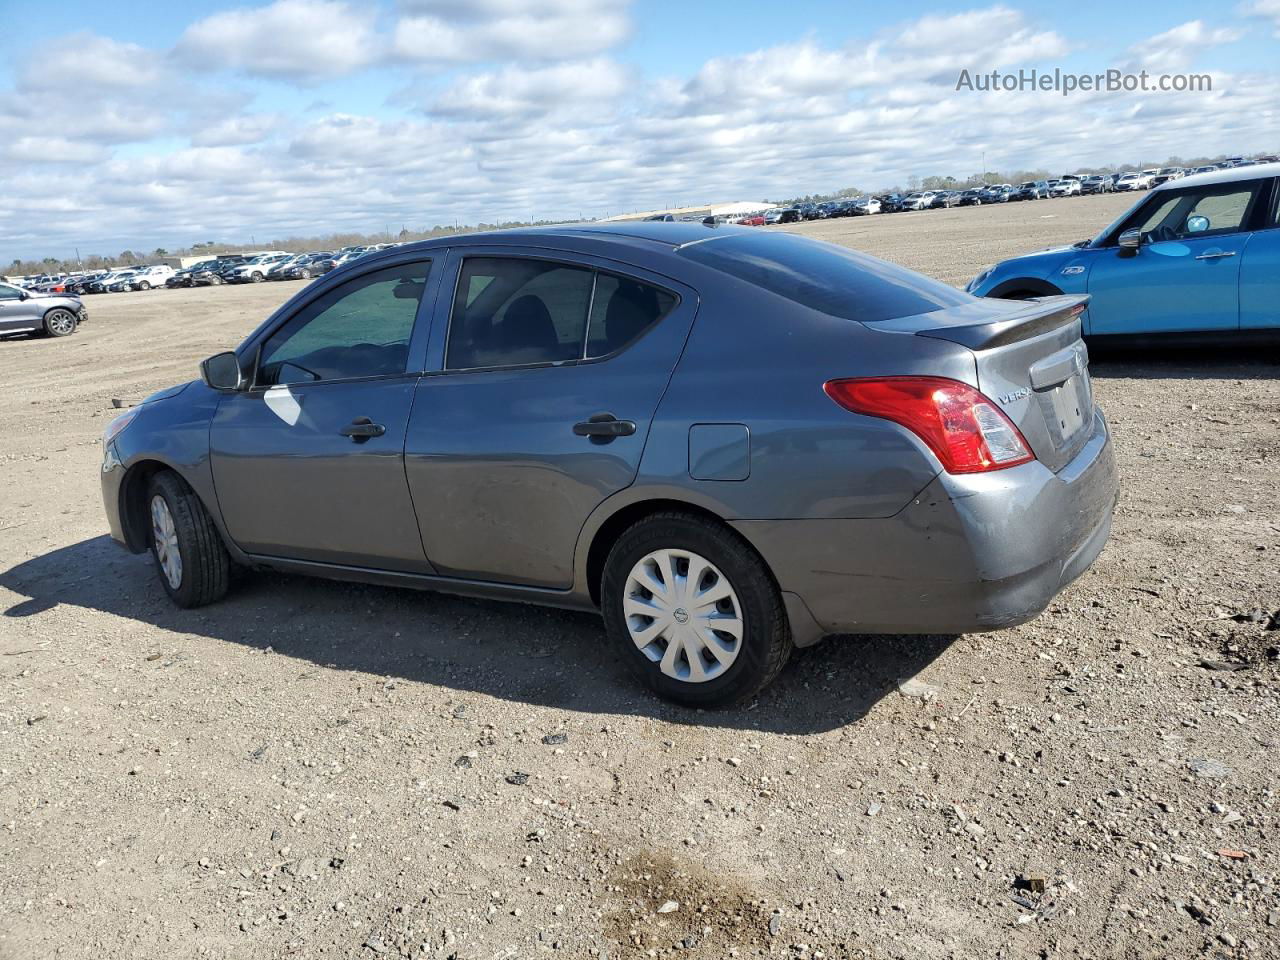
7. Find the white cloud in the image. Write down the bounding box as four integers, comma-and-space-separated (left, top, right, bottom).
191, 114, 282, 147
423, 59, 631, 119
176, 0, 380, 82
1124, 20, 1243, 72
393, 0, 630, 63
1238, 0, 1280, 37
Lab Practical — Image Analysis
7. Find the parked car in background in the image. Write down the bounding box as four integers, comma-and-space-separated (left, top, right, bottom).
967, 162, 1280, 341
898, 192, 935, 211
1150, 167, 1186, 187
106, 270, 143, 292
851, 196, 881, 215
1051, 177, 1082, 197
125, 265, 175, 290
877, 194, 907, 213
1011, 181, 1050, 201
930, 190, 961, 208
100, 223, 1117, 706
981, 185, 1014, 203
225, 253, 291, 284
1115, 173, 1146, 191
68, 272, 109, 294
185, 262, 223, 286
0, 280, 87, 337
281, 253, 333, 280
1079, 175, 1113, 194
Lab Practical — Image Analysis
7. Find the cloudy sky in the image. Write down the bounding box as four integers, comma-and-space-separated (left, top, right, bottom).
2, 0, 1279, 262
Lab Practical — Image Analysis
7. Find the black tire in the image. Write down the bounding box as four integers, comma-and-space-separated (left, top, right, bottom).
137, 281, 150, 291
251, 271, 263, 282
210, 275, 223, 285
146, 471, 230, 608
43, 308, 78, 337
600, 512, 792, 707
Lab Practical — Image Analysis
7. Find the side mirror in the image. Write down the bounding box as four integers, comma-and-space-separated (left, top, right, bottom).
1118, 229, 1142, 250
19, 290, 29, 300
201, 351, 248, 391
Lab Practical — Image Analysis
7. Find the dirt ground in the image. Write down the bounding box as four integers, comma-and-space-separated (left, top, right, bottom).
2, 194, 1278, 960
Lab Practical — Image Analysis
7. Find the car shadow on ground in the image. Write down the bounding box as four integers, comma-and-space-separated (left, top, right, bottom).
1, 536, 958, 735
1088, 341, 1280, 380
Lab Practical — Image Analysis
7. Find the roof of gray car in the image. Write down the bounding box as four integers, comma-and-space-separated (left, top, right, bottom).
1159, 161, 1280, 191
392, 220, 732, 255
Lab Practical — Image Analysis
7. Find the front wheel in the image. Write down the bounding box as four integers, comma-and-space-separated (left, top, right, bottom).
251, 271, 263, 282
43, 308, 78, 337
147, 471, 230, 608
137, 281, 150, 291
601, 513, 792, 707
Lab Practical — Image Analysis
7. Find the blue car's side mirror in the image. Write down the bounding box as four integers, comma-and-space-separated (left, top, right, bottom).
1118, 229, 1142, 250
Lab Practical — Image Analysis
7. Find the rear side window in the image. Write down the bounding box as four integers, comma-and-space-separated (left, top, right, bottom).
678, 232, 969, 323
446, 257, 676, 369
587, 273, 676, 357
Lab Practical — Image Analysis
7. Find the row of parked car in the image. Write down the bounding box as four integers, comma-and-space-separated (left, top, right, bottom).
767, 156, 1280, 222
11, 243, 405, 298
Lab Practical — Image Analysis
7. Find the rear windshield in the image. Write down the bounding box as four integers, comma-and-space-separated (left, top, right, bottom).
677, 232, 969, 323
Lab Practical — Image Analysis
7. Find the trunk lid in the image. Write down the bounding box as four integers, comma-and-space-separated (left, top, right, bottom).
872, 295, 1095, 473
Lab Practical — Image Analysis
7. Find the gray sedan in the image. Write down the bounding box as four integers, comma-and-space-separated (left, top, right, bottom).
0, 282, 86, 337
99, 224, 1117, 706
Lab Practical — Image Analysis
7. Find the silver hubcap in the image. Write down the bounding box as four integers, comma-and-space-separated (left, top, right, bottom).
48, 311, 74, 334
150, 495, 182, 590
623, 549, 743, 683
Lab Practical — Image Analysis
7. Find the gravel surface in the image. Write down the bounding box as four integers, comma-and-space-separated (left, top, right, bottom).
3, 195, 1278, 959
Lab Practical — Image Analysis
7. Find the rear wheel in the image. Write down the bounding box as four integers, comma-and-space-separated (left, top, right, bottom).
601, 513, 792, 707
43, 308, 78, 337
137, 281, 150, 291
251, 271, 263, 282
146, 471, 230, 608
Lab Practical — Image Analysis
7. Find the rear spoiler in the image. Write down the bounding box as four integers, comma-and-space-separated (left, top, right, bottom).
914, 295, 1089, 351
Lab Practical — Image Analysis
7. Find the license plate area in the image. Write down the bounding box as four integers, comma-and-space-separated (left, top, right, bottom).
1036, 371, 1092, 451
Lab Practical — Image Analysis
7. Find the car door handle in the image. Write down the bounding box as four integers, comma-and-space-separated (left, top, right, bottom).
339, 416, 385, 440
573, 413, 636, 440
1194, 250, 1237, 260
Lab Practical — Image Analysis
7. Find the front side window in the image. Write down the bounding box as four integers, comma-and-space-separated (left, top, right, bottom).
1123, 181, 1261, 243
0, 283, 23, 300
445, 257, 676, 370
256, 261, 429, 386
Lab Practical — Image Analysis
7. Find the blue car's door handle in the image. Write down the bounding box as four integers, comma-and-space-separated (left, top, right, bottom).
340, 417, 386, 440
573, 413, 636, 440
1195, 250, 1237, 260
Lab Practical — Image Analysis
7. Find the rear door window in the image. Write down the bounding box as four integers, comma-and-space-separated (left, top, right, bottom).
446, 257, 677, 369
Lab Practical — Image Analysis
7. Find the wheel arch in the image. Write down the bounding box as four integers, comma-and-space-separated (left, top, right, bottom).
117, 459, 181, 552
985, 276, 1064, 300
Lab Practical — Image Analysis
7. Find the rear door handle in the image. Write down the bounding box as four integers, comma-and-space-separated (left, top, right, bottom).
1194, 250, 1237, 260
339, 416, 385, 440
573, 413, 636, 440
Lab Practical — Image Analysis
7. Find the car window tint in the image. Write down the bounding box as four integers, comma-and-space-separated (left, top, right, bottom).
586, 273, 676, 357
1183, 190, 1252, 235
0, 284, 22, 300
1129, 183, 1259, 241
257, 262, 429, 386
678, 232, 969, 323
446, 258, 593, 369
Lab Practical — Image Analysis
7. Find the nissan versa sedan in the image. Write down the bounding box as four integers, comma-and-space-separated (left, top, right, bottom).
101, 223, 1117, 706
968, 163, 1280, 339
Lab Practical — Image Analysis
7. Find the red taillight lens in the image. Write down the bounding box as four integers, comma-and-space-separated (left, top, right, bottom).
824, 376, 1035, 474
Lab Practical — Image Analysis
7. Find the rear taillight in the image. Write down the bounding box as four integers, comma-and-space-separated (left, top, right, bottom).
824, 376, 1034, 474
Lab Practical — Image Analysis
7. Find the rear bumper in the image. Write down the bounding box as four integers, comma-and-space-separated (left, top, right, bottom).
733, 410, 1117, 642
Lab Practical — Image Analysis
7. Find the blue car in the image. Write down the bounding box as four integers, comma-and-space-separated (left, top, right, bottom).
968, 163, 1280, 340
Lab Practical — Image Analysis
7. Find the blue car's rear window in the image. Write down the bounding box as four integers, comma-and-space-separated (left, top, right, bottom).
677, 232, 969, 322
